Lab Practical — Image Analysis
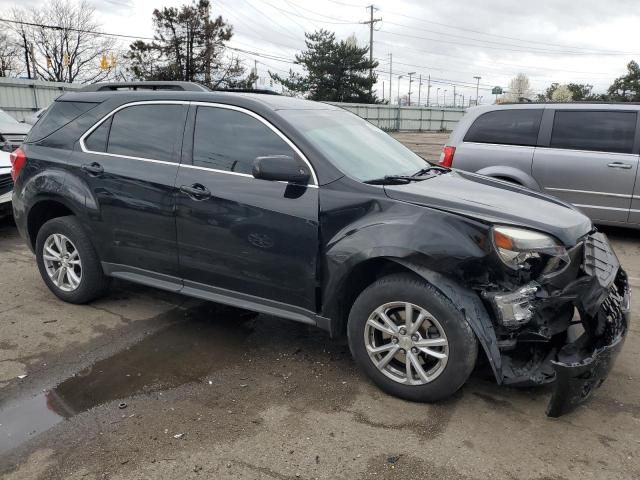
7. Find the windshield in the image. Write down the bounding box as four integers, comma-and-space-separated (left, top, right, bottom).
0, 109, 18, 124
280, 109, 429, 182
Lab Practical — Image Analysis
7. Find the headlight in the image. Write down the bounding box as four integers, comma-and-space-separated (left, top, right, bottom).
492, 226, 568, 270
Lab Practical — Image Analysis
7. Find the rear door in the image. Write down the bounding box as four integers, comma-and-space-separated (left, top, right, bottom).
532, 109, 640, 224
453, 108, 543, 179
76, 101, 188, 277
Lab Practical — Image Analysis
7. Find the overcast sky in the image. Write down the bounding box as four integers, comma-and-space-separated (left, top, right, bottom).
4, 0, 640, 104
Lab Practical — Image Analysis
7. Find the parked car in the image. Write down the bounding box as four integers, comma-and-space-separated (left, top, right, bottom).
440, 103, 640, 228
0, 108, 30, 218
0, 151, 12, 218
11, 82, 630, 416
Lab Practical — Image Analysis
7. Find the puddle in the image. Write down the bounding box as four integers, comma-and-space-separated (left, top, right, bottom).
0, 304, 254, 455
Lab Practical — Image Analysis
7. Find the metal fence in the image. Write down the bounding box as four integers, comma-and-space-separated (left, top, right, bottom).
0, 78, 81, 122
326, 102, 465, 132
0, 78, 465, 131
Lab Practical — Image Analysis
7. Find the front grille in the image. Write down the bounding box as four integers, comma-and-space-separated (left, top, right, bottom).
0, 173, 12, 196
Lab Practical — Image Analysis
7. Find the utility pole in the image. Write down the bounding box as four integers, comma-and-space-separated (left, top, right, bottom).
397, 75, 403, 105
361, 5, 382, 96
388, 53, 392, 105
418, 74, 422, 106
453, 85, 456, 108
254, 60, 258, 89
426, 75, 431, 107
382, 81, 385, 102
474, 75, 481, 105
436, 87, 440, 107
22, 33, 31, 79
407, 72, 415, 106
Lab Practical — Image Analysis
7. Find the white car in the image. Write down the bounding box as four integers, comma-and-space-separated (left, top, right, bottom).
0, 108, 30, 218
0, 150, 11, 218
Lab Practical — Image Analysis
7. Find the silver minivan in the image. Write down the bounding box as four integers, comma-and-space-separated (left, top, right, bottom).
442, 103, 640, 227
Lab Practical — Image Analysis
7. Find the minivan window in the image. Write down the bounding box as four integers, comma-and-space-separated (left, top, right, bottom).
550, 110, 637, 154
107, 104, 184, 162
28, 101, 98, 142
192, 106, 294, 174
464, 109, 543, 146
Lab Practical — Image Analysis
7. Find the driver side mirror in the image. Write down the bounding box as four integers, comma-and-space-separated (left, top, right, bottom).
252, 155, 310, 185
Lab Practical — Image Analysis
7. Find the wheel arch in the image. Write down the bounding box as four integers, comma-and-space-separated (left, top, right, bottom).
391, 258, 503, 383
27, 197, 78, 250
475, 165, 541, 191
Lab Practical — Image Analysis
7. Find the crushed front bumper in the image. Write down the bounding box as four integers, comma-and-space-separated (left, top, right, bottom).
546, 233, 630, 417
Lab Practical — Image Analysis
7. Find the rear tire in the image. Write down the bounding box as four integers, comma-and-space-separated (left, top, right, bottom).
35, 216, 109, 304
347, 273, 477, 402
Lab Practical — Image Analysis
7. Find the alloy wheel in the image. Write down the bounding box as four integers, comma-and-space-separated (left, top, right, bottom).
364, 301, 449, 385
42, 233, 83, 292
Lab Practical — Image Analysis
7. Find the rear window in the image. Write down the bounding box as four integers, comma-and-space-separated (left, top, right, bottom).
550, 110, 637, 154
464, 109, 543, 147
27, 101, 98, 142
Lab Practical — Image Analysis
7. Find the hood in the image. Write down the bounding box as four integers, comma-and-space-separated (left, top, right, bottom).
0, 151, 10, 169
0, 120, 30, 135
384, 170, 592, 246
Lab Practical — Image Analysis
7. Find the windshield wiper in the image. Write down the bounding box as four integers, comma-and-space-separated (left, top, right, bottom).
411, 165, 450, 177
363, 174, 438, 185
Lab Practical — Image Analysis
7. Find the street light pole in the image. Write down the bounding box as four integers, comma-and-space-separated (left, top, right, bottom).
473, 75, 481, 105
397, 75, 404, 105
443, 89, 447, 107
407, 72, 415, 106
436, 87, 440, 107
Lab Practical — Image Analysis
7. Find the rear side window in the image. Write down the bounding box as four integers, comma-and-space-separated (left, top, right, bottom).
464, 109, 543, 146
28, 101, 98, 142
105, 104, 184, 162
192, 106, 294, 174
550, 111, 637, 154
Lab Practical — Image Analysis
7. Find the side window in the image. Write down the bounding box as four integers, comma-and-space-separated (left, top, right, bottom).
106, 104, 184, 162
193, 106, 295, 174
550, 111, 637, 154
464, 109, 543, 146
84, 117, 112, 153
29, 101, 98, 142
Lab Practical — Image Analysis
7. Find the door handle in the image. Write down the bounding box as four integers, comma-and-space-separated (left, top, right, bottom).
81, 162, 104, 175
180, 183, 211, 200
607, 162, 632, 169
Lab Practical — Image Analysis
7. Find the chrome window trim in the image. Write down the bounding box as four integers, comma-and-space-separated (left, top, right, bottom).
573, 204, 629, 212
545, 187, 633, 199
79, 99, 319, 186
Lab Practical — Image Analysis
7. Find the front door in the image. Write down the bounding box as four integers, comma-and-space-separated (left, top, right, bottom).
175, 104, 319, 310
75, 102, 188, 277
532, 109, 639, 224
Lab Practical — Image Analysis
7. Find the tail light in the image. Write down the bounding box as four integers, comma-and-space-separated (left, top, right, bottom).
9, 147, 26, 181
439, 146, 456, 168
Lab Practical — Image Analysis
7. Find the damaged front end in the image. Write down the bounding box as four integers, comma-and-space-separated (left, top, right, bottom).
482, 231, 630, 417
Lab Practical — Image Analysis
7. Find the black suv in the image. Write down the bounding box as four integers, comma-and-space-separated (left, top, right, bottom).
11, 82, 630, 416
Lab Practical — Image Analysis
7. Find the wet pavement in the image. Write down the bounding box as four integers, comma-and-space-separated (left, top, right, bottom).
0, 133, 639, 479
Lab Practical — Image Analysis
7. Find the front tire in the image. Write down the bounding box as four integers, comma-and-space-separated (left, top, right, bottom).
347, 273, 478, 402
35, 216, 109, 304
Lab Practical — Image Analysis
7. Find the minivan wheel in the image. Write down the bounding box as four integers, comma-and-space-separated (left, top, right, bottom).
348, 273, 478, 402
35, 216, 110, 304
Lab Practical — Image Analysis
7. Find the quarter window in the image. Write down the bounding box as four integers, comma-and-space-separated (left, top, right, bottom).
464, 109, 543, 146
192, 106, 294, 174
84, 116, 112, 153
550, 111, 637, 154
104, 104, 184, 162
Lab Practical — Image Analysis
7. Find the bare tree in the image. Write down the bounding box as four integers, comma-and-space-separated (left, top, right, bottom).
12, 0, 116, 83
506, 73, 534, 102
0, 32, 21, 77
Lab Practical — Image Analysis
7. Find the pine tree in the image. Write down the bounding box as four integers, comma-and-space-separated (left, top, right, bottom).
270, 30, 378, 103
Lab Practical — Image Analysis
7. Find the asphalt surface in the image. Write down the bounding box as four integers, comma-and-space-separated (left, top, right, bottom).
1, 132, 639, 480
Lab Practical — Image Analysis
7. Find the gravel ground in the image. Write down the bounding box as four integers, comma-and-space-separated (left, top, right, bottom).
0, 132, 638, 480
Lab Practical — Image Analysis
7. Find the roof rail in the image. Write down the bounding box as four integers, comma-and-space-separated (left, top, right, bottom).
212, 88, 280, 95
79, 81, 210, 92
